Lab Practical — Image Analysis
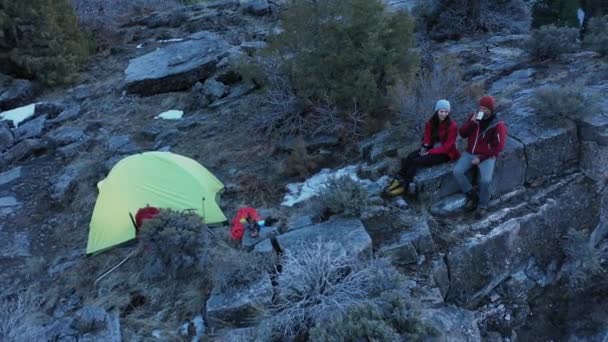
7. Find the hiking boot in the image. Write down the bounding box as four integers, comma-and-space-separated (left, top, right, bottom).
474, 208, 487, 219
386, 178, 401, 191
387, 186, 405, 196
463, 191, 478, 212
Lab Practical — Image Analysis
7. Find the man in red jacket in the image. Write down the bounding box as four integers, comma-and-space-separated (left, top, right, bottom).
452, 95, 507, 218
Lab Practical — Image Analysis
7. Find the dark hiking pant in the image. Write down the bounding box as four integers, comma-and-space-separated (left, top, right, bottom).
398, 150, 450, 185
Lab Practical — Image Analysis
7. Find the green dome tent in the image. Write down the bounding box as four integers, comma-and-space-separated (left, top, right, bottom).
86, 152, 226, 254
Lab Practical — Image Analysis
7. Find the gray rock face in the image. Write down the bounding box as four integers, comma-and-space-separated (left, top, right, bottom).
254, 217, 372, 257
240, 41, 267, 55
419, 305, 481, 342
0, 231, 29, 257
107, 135, 139, 154
72, 306, 107, 332
240, 0, 270, 16
446, 176, 598, 306
206, 275, 273, 329
35, 102, 65, 118
125, 31, 232, 95
379, 215, 434, 265
47, 126, 85, 146
0, 76, 38, 111
0, 121, 14, 152
13, 115, 47, 141
432, 258, 450, 299
579, 115, 608, 180
509, 118, 578, 183
1, 139, 45, 165
203, 78, 227, 101
0, 166, 21, 187
48, 105, 82, 126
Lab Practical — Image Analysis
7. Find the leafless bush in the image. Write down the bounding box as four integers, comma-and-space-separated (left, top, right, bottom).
427, 0, 531, 40
0, 286, 46, 341
245, 56, 364, 140
563, 229, 608, 289
265, 242, 406, 338
70, 0, 182, 45
391, 59, 470, 138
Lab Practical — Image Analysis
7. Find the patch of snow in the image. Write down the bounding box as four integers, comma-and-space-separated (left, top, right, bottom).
158, 38, 185, 43
281, 165, 373, 207
0, 103, 37, 127
155, 110, 183, 120
136, 44, 144, 49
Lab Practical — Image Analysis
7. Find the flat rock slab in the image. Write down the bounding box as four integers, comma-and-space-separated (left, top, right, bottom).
125, 31, 232, 95
415, 137, 525, 203
0, 166, 21, 187
254, 217, 372, 258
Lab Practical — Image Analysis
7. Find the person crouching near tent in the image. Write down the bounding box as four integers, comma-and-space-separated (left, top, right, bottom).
229, 206, 278, 242
385, 99, 460, 196
452, 95, 507, 219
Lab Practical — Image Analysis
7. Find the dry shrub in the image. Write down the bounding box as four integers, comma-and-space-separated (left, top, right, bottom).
526, 24, 580, 60
585, 15, 608, 56
70, 0, 183, 47
391, 57, 472, 139
529, 82, 600, 121
319, 176, 372, 217
424, 0, 531, 41
261, 242, 408, 339
0, 284, 46, 341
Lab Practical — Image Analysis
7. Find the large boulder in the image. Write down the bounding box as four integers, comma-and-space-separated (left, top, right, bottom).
508, 109, 578, 183
0, 75, 39, 111
446, 176, 598, 306
1, 138, 46, 166
206, 275, 273, 330
125, 31, 232, 95
47, 126, 86, 147
0, 166, 21, 187
378, 216, 434, 265
13, 115, 47, 141
254, 217, 373, 258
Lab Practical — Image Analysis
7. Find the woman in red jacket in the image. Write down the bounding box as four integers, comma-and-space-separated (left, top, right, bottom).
386, 99, 460, 196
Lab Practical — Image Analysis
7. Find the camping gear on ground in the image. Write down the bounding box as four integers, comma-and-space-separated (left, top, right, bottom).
229, 207, 277, 241
134, 206, 161, 230
86, 151, 226, 254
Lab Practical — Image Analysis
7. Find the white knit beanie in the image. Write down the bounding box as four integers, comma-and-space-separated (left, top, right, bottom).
435, 99, 451, 112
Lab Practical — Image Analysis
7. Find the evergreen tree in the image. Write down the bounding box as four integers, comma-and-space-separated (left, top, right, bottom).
0, 0, 90, 86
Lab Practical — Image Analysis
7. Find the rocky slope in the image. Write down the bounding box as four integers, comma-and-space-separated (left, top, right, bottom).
1, 0, 607, 341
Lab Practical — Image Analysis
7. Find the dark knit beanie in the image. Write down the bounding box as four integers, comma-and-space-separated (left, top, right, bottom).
479, 96, 496, 113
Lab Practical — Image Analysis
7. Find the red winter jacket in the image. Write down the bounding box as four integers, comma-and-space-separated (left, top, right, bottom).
230, 207, 262, 241
422, 118, 461, 161
459, 113, 507, 162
